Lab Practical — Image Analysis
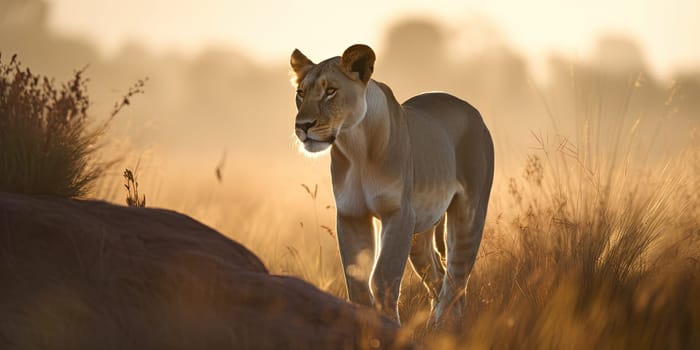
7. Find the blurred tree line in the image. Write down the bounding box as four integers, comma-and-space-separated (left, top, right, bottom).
1, 0, 697, 160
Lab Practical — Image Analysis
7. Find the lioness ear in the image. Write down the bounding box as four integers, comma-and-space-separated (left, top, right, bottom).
340, 44, 375, 84
290, 49, 314, 85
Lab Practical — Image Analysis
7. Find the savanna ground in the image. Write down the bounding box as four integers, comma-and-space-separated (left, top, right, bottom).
1, 50, 699, 349
103, 77, 700, 348
228, 134, 700, 349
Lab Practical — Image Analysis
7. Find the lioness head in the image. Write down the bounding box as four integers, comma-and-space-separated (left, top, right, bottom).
290, 44, 376, 153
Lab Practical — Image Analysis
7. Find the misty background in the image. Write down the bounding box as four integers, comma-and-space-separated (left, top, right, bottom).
1, 0, 698, 230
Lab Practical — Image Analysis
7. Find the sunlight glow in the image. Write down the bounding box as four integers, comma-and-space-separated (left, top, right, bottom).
45, 0, 700, 78
298, 142, 332, 159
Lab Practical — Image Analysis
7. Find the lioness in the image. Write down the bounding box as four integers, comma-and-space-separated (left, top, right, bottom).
290, 44, 494, 328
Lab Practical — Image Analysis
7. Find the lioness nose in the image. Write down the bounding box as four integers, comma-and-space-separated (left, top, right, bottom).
295, 120, 317, 133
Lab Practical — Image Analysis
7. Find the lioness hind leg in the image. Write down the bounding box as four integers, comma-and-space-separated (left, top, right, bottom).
408, 226, 446, 309
432, 194, 486, 329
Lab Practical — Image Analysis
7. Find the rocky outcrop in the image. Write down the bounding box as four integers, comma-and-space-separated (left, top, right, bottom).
0, 193, 413, 350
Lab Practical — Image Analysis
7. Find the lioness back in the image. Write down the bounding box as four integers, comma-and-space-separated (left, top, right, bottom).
403, 92, 487, 145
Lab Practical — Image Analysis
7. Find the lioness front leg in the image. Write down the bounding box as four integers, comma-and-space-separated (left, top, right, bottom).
371, 209, 415, 323
336, 214, 375, 306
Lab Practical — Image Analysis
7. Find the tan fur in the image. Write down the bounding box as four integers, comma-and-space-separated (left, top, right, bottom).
290, 44, 494, 329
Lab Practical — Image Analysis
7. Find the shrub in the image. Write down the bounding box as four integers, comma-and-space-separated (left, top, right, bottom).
1, 54, 113, 197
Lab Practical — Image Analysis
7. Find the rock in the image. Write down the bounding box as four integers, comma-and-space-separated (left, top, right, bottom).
0, 192, 414, 350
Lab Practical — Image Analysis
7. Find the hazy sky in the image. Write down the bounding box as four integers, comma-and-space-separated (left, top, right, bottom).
47, 0, 699, 77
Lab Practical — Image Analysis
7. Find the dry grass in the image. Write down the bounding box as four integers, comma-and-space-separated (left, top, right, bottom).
244, 140, 698, 349
4, 55, 697, 348
0, 54, 101, 197
123, 167, 146, 207
417, 141, 700, 349
213, 82, 699, 348
0, 54, 145, 198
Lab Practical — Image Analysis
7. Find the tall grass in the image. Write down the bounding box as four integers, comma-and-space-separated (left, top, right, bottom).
227, 77, 700, 348
0, 54, 102, 197
407, 78, 700, 348
4, 47, 697, 348
123, 168, 146, 207
218, 133, 698, 349
0, 54, 144, 198
435, 142, 700, 349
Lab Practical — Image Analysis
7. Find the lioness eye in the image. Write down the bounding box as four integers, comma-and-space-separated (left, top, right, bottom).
326, 87, 337, 95
296, 89, 305, 98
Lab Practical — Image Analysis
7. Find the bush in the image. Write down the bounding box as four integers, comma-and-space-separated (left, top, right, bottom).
0, 54, 105, 197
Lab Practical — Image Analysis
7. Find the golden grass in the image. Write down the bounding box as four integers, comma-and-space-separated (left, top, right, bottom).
245, 141, 697, 349
6, 55, 696, 348
85, 77, 697, 349
203, 84, 697, 348
419, 142, 700, 349
123, 167, 147, 207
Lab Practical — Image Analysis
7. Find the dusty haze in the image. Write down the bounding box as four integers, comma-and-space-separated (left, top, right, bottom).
1, 0, 698, 279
